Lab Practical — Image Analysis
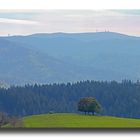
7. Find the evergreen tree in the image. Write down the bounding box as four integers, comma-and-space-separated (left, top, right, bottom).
0, 80, 140, 118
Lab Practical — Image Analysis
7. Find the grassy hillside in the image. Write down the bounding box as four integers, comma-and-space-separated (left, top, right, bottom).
13, 113, 140, 128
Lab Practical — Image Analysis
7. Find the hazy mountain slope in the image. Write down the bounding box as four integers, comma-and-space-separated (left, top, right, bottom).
4, 32, 140, 82
0, 32, 140, 84
0, 38, 98, 85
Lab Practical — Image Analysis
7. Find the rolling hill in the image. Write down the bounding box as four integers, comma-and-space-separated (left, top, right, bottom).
5, 113, 140, 128
1, 32, 140, 84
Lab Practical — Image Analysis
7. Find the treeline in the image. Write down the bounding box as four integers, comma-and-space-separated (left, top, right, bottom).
0, 80, 140, 118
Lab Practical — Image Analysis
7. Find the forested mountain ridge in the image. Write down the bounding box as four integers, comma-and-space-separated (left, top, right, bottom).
1, 32, 140, 84
0, 37, 91, 84
0, 80, 140, 118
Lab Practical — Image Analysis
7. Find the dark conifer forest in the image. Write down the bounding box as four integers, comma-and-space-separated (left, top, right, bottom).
0, 80, 140, 118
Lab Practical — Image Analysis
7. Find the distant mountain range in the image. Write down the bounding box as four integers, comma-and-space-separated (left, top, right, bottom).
1, 32, 140, 85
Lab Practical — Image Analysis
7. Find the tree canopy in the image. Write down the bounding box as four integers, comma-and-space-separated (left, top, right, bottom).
78, 97, 102, 115
0, 80, 140, 118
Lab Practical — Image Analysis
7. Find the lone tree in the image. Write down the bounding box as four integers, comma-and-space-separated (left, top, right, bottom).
78, 97, 102, 115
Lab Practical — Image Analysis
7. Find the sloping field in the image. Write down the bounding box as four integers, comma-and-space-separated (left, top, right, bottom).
20, 113, 140, 128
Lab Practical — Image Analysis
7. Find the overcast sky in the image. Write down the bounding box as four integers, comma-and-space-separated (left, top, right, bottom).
0, 10, 140, 36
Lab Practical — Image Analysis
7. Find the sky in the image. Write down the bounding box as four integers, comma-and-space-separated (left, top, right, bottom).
0, 10, 140, 36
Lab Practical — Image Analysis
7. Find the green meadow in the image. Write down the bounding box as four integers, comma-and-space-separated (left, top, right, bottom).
10, 113, 140, 128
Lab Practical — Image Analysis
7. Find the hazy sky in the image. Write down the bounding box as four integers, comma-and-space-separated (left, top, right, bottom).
0, 10, 140, 36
